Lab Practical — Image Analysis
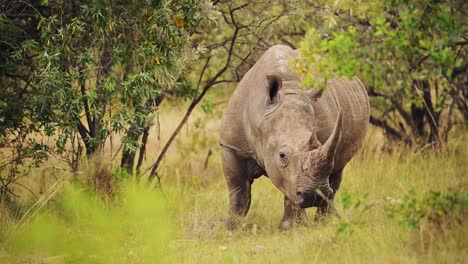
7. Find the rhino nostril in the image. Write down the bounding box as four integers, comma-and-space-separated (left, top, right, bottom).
296, 191, 304, 204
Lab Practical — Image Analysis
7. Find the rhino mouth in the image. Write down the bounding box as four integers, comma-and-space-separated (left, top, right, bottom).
297, 192, 327, 208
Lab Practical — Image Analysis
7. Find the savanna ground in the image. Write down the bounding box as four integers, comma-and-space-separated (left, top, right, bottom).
0, 88, 466, 263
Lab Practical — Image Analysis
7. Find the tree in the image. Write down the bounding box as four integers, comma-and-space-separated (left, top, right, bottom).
0, 0, 55, 201
0, 0, 210, 199
296, 0, 466, 146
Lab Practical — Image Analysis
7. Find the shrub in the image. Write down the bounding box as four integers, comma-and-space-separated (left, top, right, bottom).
386, 189, 467, 231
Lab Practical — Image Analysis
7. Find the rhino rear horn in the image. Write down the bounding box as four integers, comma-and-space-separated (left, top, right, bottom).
266, 74, 282, 103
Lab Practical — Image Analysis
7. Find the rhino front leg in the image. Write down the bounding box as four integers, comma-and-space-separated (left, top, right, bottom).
279, 196, 306, 230
222, 147, 252, 230
315, 168, 343, 221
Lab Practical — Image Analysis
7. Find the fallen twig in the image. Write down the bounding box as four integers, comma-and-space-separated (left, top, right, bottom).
314, 188, 342, 219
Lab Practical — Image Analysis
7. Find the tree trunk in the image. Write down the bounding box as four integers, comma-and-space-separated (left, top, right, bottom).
85, 143, 99, 157
410, 103, 425, 138
409, 81, 425, 140
421, 81, 440, 144
120, 93, 166, 174
136, 127, 150, 175
77, 122, 101, 157
120, 127, 142, 173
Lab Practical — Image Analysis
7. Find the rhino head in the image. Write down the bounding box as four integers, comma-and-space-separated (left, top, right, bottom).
260, 74, 343, 208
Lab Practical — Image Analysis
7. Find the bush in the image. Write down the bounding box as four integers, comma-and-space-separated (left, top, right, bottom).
386, 189, 467, 231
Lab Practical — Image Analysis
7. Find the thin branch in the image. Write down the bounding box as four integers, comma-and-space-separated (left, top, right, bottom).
147, 22, 242, 181
279, 37, 296, 49
11, 181, 38, 200
193, 56, 213, 97
369, 115, 411, 144
368, 87, 416, 132
231, 3, 249, 13
76, 120, 89, 139
80, 81, 93, 129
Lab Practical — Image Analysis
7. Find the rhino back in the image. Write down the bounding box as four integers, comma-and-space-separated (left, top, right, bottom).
313, 77, 370, 171
220, 45, 299, 157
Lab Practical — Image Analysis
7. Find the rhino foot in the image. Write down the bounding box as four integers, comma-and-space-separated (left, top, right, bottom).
278, 196, 308, 230
225, 217, 239, 230
278, 219, 293, 230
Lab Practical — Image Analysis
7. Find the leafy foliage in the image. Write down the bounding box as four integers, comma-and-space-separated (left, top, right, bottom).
27, 0, 207, 155
0, 0, 214, 196
297, 0, 467, 145
386, 189, 467, 230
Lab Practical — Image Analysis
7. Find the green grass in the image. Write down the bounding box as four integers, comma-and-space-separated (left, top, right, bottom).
0, 99, 466, 263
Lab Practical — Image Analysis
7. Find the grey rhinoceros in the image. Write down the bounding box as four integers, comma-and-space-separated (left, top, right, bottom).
220, 45, 370, 229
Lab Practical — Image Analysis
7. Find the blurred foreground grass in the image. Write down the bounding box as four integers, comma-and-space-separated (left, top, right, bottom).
0, 99, 466, 263
1, 184, 173, 263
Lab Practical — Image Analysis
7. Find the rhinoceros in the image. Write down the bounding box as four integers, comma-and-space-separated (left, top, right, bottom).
220, 45, 370, 229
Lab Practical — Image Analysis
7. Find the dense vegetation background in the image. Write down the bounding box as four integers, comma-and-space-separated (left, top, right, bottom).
0, 0, 466, 263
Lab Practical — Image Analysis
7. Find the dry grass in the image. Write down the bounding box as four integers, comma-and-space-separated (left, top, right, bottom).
0, 95, 466, 263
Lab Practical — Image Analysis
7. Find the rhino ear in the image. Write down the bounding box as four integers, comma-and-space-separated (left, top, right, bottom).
305, 88, 324, 102
266, 74, 282, 103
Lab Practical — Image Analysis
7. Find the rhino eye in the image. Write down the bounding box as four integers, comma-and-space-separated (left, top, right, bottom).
279, 152, 286, 161
278, 149, 289, 166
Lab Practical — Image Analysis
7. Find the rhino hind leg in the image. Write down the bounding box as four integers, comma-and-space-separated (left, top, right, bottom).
315, 168, 343, 221
279, 196, 306, 230
222, 147, 253, 230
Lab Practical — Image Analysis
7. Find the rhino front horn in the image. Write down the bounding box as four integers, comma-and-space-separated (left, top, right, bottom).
321, 85, 343, 161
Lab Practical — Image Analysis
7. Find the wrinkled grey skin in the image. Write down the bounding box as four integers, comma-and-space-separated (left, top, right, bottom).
220, 45, 370, 230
